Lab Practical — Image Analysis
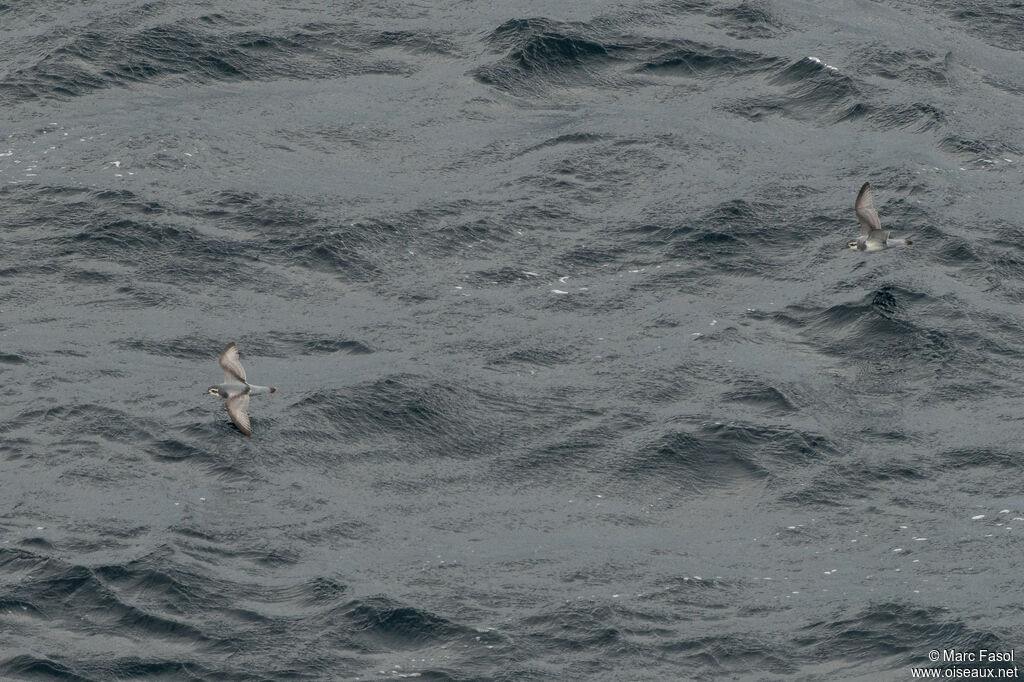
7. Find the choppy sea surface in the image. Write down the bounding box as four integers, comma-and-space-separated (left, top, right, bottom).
2, 1, 1024, 680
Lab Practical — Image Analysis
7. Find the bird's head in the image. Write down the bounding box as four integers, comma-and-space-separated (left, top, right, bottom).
207, 386, 222, 397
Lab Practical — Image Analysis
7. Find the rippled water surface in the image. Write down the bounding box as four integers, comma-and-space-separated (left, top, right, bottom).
2, 1, 1024, 680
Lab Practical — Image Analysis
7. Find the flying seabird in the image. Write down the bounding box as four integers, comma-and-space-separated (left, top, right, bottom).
207, 341, 276, 436
848, 182, 913, 251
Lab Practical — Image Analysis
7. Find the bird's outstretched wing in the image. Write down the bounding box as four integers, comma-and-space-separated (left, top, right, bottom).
225, 391, 251, 436
218, 341, 247, 382
865, 228, 891, 247
855, 182, 882, 235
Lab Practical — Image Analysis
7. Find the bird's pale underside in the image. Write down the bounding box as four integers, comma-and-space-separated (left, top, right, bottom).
208, 341, 275, 436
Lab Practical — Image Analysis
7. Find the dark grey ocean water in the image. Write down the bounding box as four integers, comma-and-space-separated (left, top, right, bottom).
2, 1, 1024, 679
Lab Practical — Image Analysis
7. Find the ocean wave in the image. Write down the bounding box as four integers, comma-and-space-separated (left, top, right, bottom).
0, 545, 489, 679
728, 56, 860, 124
617, 422, 807, 491
622, 198, 785, 277
771, 286, 960, 367
634, 41, 782, 78
708, 0, 789, 39
474, 16, 783, 96
938, 136, 1023, 164
290, 375, 507, 459
722, 380, 798, 415
0, 19, 421, 105
856, 47, 952, 86
857, 102, 946, 133
949, 2, 1024, 50
798, 602, 1009, 670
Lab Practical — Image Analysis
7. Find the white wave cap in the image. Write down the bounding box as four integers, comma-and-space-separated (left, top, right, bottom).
807, 56, 839, 73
